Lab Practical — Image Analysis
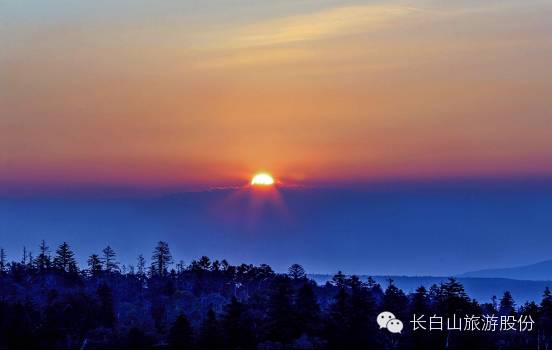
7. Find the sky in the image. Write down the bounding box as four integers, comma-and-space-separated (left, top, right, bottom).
1, 1, 552, 276
1, 182, 552, 276
1, 0, 552, 190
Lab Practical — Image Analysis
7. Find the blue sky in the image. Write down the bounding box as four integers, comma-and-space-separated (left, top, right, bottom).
1, 181, 551, 276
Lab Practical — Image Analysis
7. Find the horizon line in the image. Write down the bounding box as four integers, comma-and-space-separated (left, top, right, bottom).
2, 175, 552, 198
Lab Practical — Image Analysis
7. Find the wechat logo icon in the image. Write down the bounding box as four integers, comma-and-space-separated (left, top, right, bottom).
377, 311, 403, 334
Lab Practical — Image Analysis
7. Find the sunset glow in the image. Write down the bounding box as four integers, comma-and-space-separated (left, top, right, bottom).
0, 1, 551, 192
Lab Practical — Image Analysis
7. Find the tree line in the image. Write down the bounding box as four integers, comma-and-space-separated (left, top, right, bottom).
1, 241, 552, 349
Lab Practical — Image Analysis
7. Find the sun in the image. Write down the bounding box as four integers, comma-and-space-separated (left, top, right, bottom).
251, 172, 275, 186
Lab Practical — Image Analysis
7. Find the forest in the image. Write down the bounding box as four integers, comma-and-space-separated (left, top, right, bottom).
0, 241, 551, 349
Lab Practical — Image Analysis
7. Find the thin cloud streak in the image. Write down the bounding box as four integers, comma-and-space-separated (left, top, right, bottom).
227, 5, 412, 48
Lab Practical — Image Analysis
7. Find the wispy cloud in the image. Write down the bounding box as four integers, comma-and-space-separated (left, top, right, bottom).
191, 3, 419, 68
202, 4, 417, 50
196, 1, 540, 52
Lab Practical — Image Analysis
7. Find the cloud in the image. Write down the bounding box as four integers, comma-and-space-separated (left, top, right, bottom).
190, 3, 419, 69
207, 4, 417, 50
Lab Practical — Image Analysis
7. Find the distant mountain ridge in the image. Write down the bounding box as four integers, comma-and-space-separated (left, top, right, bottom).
461, 259, 552, 281
308, 274, 552, 304
308, 259, 552, 303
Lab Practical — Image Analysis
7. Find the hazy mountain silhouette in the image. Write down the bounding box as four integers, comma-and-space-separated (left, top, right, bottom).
309, 274, 552, 304
461, 259, 552, 281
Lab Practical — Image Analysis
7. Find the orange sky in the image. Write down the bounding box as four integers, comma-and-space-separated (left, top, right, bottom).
1, 0, 552, 189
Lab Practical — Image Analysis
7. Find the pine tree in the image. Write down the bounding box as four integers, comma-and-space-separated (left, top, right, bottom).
491, 295, 498, 311
137, 254, 146, 278
34, 240, 51, 272
411, 286, 430, 314
221, 259, 230, 272
0, 248, 6, 273
102, 246, 119, 273
382, 280, 408, 319
151, 241, 172, 277
410, 286, 433, 349
366, 276, 377, 288
198, 309, 221, 349
331, 271, 347, 288
441, 278, 468, 300
176, 260, 186, 274
222, 297, 255, 349
97, 282, 115, 328
198, 256, 211, 270
345, 275, 378, 348
211, 260, 220, 272
540, 287, 552, 344
27, 251, 34, 270
52, 242, 78, 273
439, 278, 470, 316
288, 264, 306, 280
367, 276, 384, 301
542, 287, 552, 312
519, 301, 539, 349
266, 276, 297, 344
428, 283, 442, 304
168, 314, 194, 349
499, 291, 516, 316
325, 287, 350, 348
21, 246, 27, 265
295, 282, 321, 336
87, 254, 103, 277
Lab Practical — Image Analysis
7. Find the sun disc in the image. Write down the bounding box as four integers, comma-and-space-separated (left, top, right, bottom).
251, 173, 275, 186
